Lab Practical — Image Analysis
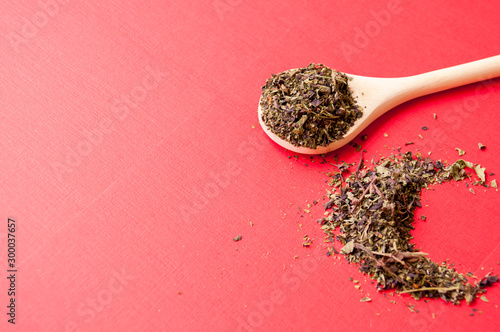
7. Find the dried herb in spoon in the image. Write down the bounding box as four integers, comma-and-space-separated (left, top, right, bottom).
260, 63, 362, 149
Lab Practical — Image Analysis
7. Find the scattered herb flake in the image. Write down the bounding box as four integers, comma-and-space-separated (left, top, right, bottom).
474, 164, 486, 183
456, 148, 466, 156
303, 235, 313, 247
233, 235, 242, 242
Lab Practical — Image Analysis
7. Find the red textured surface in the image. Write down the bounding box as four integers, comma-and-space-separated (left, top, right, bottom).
1, 1, 500, 331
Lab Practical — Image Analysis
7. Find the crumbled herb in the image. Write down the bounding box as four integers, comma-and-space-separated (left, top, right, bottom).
480, 295, 489, 302
474, 165, 486, 183
433, 113, 437, 120
478, 143, 486, 150
456, 148, 466, 156
319, 152, 498, 304
260, 63, 362, 148
360, 297, 372, 302
362, 134, 368, 141
491, 180, 497, 188
422, 127, 428, 131
405, 142, 414, 146
303, 235, 312, 247
233, 235, 242, 242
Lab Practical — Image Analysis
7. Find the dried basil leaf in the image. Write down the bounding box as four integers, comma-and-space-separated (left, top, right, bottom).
474, 164, 486, 183
341, 240, 355, 255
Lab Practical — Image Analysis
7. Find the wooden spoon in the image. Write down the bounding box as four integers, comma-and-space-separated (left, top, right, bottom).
258, 55, 500, 154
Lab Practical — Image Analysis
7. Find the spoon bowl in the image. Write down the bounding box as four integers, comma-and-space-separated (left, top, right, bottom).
259, 55, 500, 154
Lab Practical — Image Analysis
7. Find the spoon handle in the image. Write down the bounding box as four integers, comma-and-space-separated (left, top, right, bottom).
397, 55, 500, 101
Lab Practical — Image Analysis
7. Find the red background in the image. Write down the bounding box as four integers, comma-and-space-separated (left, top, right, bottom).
1, 0, 500, 331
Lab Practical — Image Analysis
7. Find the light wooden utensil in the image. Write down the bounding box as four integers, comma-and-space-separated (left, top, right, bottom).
258, 55, 500, 154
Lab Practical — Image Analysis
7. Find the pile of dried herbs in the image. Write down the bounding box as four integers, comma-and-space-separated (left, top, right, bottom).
260, 63, 362, 149
320, 151, 498, 304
